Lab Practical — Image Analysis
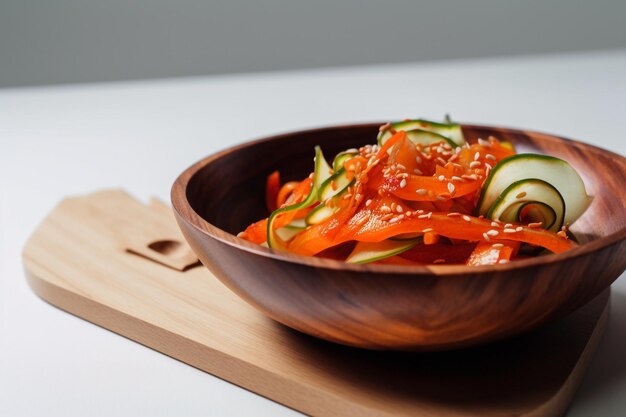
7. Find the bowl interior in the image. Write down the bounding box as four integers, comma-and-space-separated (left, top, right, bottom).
185, 124, 626, 251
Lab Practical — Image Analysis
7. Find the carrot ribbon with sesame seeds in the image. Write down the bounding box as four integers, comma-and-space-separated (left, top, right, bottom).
240, 117, 585, 265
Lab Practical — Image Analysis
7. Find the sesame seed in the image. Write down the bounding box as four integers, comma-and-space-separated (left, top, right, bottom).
498, 259, 509, 264
516, 192, 527, 199
390, 202, 397, 210
503, 228, 517, 233
396, 205, 403, 213
478, 138, 491, 147
416, 188, 427, 195
414, 168, 423, 175
447, 212, 461, 217
516, 226, 523, 232
447, 183, 456, 193
438, 175, 446, 181
396, 163, 406, 170
504, 223, 513, 228
469, 161, 481, 168
380, 205, 391, 213
415, 156, 422, 164
491, 221, 500, 227
400, 178, 407, 188
437, 194, 451, 201
389, 217, 399, 224
405, 211, 413, 217
381, 213, 394, 221
356, 215, 369, 225
486, 230, 499, 236
452, 176, 463, 182
365, 199, 372, 207
418, 213, 432, 219
485, 154, 497, 161
422, 228, 433, 233
492, 243, 504, 248
484, 163, 493, 170
474, 152, 480, 161
433, 259, 446, 264
528, 222, 543, 228
398, 214, 405, 220
483, 232, 490, 241
437, 157, 447, 165
462, 215, 471, 222
462, 174, 478, 181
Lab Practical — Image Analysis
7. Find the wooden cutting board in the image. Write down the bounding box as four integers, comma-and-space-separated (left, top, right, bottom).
23, 190, 610, 417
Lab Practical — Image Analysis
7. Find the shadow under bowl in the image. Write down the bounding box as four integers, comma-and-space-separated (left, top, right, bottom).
171, 123, 626, 351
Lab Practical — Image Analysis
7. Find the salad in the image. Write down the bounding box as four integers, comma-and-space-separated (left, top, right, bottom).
239, 118, 592, 265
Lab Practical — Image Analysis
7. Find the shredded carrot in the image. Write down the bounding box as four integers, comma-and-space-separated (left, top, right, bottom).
241, 120, 580, 265
265, 171, 280, 212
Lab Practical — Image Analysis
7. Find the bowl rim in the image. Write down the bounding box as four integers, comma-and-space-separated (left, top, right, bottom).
171, 122, 626, 275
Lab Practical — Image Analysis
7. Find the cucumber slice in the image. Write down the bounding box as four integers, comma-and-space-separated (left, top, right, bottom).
332, 149, 359, 172
267, 187, 316, 249
378, 118, 466, 147
267, 147, 329, 248
305, 204, 336, 225
274, 216, 309, 242
275, 225, 304, 241
318, 168, 354, 202
487, 179, 565, 232
314, 146, 333, 189
346, 239, 419, 264
477, 154, 592, 225
405, 130, 457, 148
287, 218, 307, 229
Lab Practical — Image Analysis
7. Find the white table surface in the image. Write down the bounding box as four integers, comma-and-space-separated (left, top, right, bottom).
1, 50, 625, 416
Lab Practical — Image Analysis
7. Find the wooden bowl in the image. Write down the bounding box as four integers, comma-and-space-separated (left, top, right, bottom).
171, 123, 626, 351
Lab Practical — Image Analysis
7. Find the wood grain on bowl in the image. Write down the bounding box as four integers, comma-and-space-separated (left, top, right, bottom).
171, 123, 626, 350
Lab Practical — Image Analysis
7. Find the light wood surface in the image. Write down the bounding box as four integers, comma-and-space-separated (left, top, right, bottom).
23, 189, 610, 417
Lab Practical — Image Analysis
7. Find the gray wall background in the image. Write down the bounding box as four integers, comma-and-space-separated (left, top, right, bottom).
1, 0, 626, 88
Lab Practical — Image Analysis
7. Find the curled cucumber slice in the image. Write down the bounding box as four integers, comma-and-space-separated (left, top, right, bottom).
477, 154, 592, 225
487, 179, 565, 232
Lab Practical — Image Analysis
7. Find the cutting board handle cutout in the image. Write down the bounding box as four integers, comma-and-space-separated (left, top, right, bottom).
123, 196, 199, 271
